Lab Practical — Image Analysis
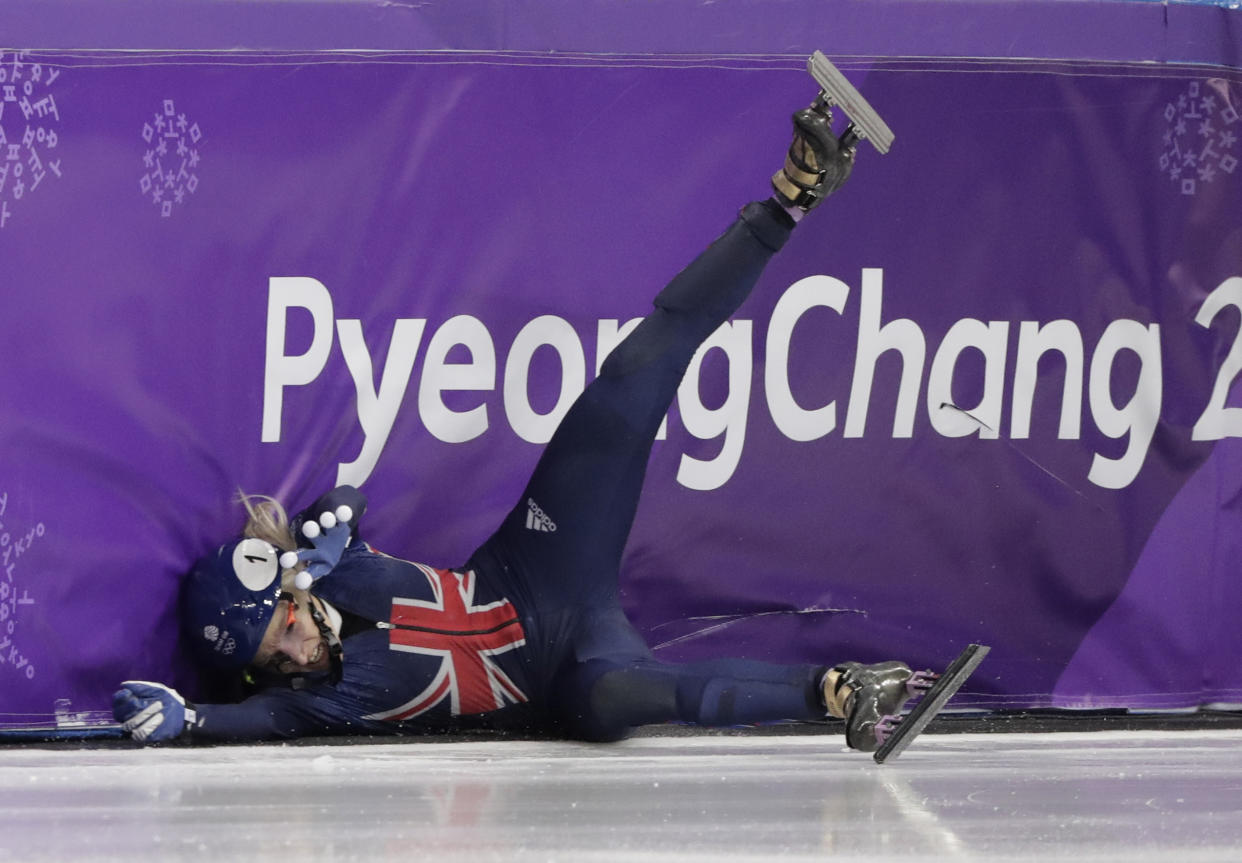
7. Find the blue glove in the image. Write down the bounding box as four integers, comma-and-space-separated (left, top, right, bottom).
113, 681, 195, 743
284, 503, 356, 587
294, 522, 351, 581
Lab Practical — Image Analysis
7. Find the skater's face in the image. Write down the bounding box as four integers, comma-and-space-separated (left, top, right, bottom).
253, 594, 330, 674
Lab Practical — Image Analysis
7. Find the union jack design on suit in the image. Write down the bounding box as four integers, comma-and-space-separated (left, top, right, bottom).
364, 564, 528, 720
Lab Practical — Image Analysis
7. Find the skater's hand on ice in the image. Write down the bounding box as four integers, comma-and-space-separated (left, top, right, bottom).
281, 505, 355, 589
113, 681, 195, 743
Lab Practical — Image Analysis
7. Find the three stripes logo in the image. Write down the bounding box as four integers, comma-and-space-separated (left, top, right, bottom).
524, 498, 557, 533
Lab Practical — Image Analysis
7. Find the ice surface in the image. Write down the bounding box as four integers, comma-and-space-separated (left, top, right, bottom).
2, 730, 1241, 862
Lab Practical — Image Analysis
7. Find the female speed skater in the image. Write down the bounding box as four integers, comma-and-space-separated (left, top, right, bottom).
113, 86, 933, 753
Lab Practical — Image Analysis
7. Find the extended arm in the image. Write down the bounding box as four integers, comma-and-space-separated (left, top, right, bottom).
113, 680, 354, 743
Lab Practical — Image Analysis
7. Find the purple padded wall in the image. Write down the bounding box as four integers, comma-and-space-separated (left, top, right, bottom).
2, 1, 1241, 728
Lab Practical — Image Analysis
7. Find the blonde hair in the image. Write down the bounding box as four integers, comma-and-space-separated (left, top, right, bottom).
236, 494, 307, 590
238, 492, 297, 551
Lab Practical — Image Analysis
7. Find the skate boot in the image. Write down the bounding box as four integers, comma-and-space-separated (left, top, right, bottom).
822, 661, 937, 752
771, 94, 856, 212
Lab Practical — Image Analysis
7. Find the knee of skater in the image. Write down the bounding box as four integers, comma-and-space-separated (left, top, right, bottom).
599, 339, 657, 380
556, 681, 633, 743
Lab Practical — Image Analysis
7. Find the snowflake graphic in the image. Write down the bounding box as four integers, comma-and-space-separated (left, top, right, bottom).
0, 50, 65, 230
1160, 79, 1239, 196
139, 99, 202, 217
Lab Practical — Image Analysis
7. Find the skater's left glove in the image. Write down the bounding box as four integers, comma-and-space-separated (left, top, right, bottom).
113, 681, 196, 743
282, 504, 356, 588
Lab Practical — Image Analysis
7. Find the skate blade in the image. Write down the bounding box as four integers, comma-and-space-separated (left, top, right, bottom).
872, 643, 990, 764
807, 51, 894, 155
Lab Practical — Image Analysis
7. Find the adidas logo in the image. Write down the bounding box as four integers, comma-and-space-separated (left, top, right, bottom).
525, 498, 557, 532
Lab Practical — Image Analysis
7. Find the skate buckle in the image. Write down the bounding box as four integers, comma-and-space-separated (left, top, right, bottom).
874, 714, 902, 745
907, 669, 939, 696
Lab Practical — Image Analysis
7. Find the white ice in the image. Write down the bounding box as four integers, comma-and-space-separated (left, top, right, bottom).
2, 729, 1241, 862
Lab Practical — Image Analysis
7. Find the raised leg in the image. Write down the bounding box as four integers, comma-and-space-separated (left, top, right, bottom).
476, 201, 796, 604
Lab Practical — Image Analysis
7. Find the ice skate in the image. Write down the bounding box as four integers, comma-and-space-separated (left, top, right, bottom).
770, 95, 857, 212
823, 660, 931, 752
771, 51, 895, 212
805, 51, 894, 155
824, 644, 991, 759
871, 644, 990, 763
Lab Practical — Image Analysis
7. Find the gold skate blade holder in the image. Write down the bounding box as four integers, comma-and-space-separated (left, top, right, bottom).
807, 50, 895, 155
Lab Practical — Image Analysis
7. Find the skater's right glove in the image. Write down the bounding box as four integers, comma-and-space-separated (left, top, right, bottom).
113, 681, 196, 743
